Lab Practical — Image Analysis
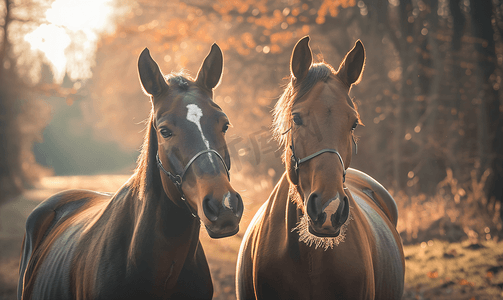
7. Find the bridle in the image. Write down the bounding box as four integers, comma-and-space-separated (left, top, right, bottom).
156, 149, 230, 218
286, 125, 358, 184
289, 139, 347, 183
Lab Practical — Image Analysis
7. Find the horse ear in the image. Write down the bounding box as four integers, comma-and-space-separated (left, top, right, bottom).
138, 48, 168, 97
196, 43, 223, 90
291, 36, 312, 82
337, 40, 365, 88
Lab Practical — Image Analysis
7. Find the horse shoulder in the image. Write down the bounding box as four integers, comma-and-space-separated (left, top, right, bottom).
346, 168, 399, 227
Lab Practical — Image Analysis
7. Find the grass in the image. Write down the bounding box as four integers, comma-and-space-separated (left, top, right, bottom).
403, 239, 503, 300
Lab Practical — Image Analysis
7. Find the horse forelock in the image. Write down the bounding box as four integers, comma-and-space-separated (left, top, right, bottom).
272, 63, 333, 154
166, 71, 193, 91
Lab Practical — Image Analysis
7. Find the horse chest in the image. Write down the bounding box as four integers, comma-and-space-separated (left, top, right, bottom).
253, 231, 374, 300
142, 245, 213, 298
147, 230, 213, 299
169, 255, 213, 299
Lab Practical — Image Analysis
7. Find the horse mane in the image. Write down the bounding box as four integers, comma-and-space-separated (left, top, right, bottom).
130, 111, 159, 202
272, 62, 360, 157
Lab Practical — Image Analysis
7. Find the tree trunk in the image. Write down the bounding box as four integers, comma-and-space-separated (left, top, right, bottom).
470, 0, 503, 231
0, 0, 23, 204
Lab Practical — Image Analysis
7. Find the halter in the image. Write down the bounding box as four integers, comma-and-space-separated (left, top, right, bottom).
290, 139, 347, 183
156, 149, 230, 218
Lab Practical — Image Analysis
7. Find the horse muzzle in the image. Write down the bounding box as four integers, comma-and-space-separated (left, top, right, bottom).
202, 191, 243, 238
306, 192, 350, 237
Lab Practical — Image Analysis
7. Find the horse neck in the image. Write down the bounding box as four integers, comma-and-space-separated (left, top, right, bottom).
131, 111, 199, 250
127, 177, 200, 259
126, 116, 202, 268
268, 173, 303, 230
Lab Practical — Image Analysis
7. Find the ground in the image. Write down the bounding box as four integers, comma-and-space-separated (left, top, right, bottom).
1, 175, 502, 300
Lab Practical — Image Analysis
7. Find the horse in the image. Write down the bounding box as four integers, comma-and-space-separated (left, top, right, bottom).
18, 43, 244, 300
236, 36, 404, 300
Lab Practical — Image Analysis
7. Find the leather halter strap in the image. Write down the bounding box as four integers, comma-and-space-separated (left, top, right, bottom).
290, 142, 346, 183
156, 149, 230, 218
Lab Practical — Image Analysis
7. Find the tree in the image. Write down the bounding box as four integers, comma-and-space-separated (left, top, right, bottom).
78, 0, 503, 238
355, 0, 503, 237
0, 0, 53, 204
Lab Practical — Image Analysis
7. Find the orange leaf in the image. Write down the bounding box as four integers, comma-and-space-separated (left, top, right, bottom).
459, 279, 474, 286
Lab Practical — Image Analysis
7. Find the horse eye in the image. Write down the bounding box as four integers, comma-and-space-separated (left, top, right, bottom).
160, 128, 173, 138
222, 123, 230, 134
352, 120, 358, 130
293, 114, 303, 126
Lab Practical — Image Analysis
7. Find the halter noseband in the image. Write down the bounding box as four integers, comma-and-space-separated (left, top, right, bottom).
156, 149, 230, 218
290, 140, 347, 183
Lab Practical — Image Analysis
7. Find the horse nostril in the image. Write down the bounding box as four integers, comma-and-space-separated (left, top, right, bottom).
234, 193, 243, 218
306, 193, 322, 222
203, 197, 219, 222
340, 196, 350, 223
334, 197, 344, 219
332, 196, 350, 227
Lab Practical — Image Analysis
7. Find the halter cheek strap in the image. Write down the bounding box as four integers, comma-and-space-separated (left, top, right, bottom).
156, 149, 230, 218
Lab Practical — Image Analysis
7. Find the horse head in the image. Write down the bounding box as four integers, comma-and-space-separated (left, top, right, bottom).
138, 44, 243, 238
276, 36, 365, 238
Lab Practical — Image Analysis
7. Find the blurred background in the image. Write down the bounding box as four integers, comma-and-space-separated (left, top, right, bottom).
0, 0, 503, 298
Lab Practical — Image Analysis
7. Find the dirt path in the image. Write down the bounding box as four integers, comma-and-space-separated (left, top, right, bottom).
1, 175, 503, 300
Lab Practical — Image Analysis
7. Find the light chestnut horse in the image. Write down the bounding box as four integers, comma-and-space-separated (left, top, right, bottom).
18, 44, 243, 300
236, 36, 404, 300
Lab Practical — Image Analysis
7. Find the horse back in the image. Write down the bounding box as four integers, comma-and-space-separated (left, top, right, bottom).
346, 168, 399, 226
18, 189, 112, 300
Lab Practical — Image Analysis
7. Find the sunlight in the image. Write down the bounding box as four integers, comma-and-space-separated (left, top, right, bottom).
24, 0, 118, 82
24, 24, 71, 77
46, 0, 114, 32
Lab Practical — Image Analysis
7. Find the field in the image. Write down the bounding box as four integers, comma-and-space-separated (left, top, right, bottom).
1, 175, 502, 300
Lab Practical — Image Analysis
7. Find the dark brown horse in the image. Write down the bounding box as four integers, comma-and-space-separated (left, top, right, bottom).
236, 37, 404, 300
18, 44, 243, 300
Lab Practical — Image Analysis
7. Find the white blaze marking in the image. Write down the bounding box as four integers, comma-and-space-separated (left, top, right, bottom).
186, 104, 215, 165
